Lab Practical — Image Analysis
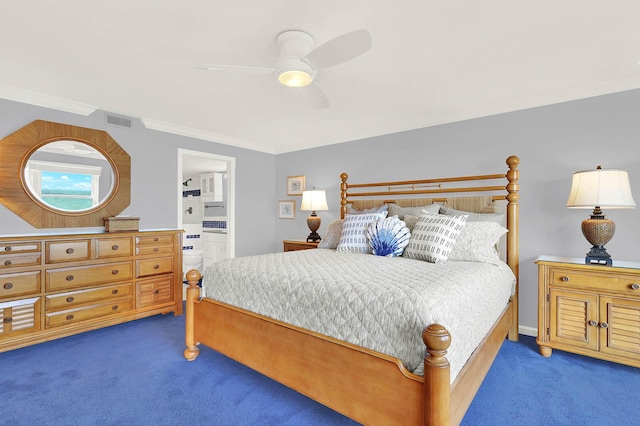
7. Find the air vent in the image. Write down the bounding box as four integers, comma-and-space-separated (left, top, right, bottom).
104, 113, 133, 129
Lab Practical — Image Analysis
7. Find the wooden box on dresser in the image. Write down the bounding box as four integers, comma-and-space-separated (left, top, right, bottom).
536, 255, 640, 367
0, 229, 182, 352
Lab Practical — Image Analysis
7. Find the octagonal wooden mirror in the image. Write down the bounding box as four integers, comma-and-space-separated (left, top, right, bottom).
0, 120, 131, 228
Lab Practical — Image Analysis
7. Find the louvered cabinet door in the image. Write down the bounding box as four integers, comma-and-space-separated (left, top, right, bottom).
549, 289, 598, 351
599, 296, 640, 358
0, 297, 41, 339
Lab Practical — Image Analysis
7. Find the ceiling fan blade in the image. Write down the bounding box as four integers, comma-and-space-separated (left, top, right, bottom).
196, 64, 275, 74
304, 29, 372, 70
295, 82, 330, 109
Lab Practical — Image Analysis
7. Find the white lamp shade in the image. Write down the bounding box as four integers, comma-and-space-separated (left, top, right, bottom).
566, 168, 636, 209
300, 190, 328, 211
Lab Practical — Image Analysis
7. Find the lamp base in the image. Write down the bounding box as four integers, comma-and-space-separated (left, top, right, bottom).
306, 232, 321, 243
585, 245, 612, 266
306, 212, 322, 243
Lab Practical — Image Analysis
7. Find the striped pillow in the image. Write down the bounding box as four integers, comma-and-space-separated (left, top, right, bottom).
403, 211, 468, 263
336, 212, 388, 253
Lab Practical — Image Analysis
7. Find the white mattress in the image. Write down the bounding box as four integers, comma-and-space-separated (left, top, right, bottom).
202, 249, 515, 381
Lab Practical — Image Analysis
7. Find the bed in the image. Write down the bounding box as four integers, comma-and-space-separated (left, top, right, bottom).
184, 155, 520, 425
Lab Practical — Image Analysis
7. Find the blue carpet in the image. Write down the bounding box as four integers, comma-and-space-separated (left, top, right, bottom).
1, 312, 638, 425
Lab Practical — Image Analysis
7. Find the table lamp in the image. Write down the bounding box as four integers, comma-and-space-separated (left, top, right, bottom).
566, 166, 636, 265
300, 190, 329, 242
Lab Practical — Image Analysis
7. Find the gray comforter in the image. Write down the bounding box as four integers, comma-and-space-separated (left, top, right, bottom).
202, 249, 515, 381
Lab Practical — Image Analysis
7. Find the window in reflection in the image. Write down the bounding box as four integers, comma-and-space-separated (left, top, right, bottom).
25, 160, 102, 211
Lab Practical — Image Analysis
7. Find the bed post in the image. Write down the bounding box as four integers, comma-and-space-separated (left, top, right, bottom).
184, 269, 202, 361
340, 172, 348, 219
506, 155, 520, 341
423, 324, 452, 426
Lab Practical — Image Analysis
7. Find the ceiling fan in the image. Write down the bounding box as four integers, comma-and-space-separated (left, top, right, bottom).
197, 29, 372, 109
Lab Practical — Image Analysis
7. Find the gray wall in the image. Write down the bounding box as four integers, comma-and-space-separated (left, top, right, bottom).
0, 98, 276, 257
276, 89, 640, 333
2, 89, 639, 333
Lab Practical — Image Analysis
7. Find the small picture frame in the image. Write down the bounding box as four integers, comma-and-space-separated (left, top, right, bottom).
278, 200, 296, 219
287, 175, 305, 196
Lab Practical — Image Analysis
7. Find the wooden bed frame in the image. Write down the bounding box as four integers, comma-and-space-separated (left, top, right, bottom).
184, 155, 520, 425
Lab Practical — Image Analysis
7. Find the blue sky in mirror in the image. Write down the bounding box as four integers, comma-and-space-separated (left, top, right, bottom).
41, 171, 91, 195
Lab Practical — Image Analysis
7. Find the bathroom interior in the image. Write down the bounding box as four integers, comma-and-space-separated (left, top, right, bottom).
180, 151, 230, 291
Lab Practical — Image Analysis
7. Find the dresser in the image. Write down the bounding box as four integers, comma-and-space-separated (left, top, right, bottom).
536, 255, 640, 367
0, 229, 182, 352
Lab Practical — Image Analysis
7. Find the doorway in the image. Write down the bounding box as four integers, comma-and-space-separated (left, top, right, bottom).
177, 149, 235, 278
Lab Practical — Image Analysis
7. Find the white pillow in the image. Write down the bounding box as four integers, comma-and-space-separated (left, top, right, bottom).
388, 203, 440, 219
403, 211, 468, 263
439, 205, 505, 224
336, 212, 388, 253
447, 222, 508, 264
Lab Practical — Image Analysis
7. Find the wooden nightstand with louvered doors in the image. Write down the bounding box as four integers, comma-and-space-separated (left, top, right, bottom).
536, 255, 640, 368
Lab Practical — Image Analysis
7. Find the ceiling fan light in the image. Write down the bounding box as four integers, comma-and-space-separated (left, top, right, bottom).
278, 70, 313, 88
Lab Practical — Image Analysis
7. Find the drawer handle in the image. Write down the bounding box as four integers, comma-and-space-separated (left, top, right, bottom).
588, 320, 598, 327
3, 317, 12, 323
4, 260, 12, 266
66, 314, 74, 321
560, 276, 570, 282
66, 275, 74, 281
154, 237, 159, 242
66, 296, 75, 303
66, 248, 75, 254
112, 305, 119, 311
153, 264, 160, 270
112, 289, 119, 295
3, 282, 13, 290
153, 248, 159, 253
631, 283, 640, 290
599, 322, 609, 328
112, 244, 119, 251
154, 289, 160, 294
4, 246, 12, 252
112, 269, 119, 275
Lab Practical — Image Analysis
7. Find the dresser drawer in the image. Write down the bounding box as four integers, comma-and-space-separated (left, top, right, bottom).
549, 267, 640, 295
0, 242, 41, 254
46, 261, 133, 291
136, 257, 174, 277
46, 283, 132, 310
136, 235, 174, 246
46, 240, 91, 263
0, 252, 41, 269
45, 298, 132, 327
95, 237, 133, 259
0, 297, 41, 338
0, 271, 41, 298
136, 276, 174, 308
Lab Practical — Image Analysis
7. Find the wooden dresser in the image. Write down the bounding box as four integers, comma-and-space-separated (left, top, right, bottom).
0, 229, 182, 352
536, 255, 640, 367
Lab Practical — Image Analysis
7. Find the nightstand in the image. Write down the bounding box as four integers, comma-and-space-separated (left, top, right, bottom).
536, 255, 640, 368
283, 240, 319, 252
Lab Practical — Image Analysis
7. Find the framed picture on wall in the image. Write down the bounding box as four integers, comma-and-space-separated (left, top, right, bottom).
287, 175, 305, 196
278, 200, 296, 219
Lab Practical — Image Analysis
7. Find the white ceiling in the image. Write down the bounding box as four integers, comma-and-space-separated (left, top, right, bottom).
2, 1, 639, 154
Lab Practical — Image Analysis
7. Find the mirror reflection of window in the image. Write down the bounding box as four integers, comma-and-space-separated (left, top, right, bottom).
34, 166, 100, 210
23, 140, 114, 213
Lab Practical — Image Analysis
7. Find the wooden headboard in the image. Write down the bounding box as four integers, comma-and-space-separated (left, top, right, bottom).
339, 155, 520, 334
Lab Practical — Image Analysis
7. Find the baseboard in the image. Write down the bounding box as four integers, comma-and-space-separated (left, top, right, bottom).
518, 325, 537, 337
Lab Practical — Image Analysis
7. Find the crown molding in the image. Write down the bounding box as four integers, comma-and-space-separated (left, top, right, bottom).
0, 85, 98, 116
140, 117, 276, 154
